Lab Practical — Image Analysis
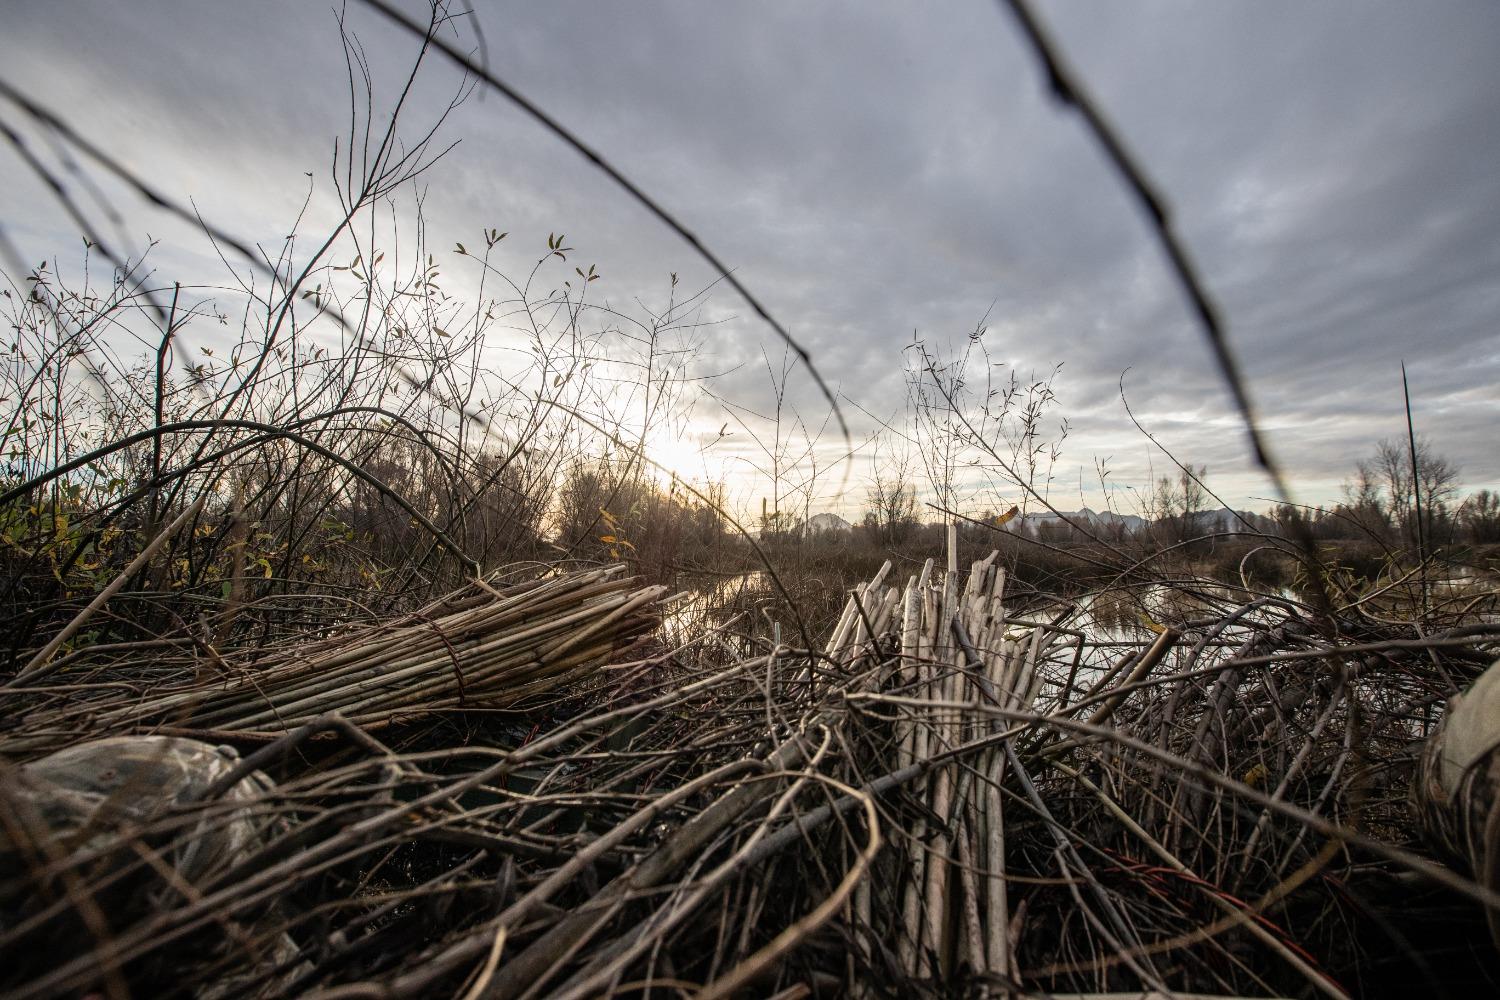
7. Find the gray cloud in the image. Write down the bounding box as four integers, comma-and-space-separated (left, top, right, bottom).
2, 0, 1496, 515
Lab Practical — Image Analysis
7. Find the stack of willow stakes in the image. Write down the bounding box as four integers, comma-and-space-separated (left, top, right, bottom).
823, 524, 1064, 986
14, 565, 667, 746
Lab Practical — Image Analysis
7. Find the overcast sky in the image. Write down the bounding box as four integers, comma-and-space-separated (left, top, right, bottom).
3, 1, 1497, 518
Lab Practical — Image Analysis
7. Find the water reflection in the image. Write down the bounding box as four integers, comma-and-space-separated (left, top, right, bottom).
663, 571, 767, 650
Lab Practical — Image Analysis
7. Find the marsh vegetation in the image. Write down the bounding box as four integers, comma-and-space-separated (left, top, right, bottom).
2, 4, 1498, 998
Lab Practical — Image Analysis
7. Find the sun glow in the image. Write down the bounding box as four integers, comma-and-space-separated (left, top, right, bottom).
640, 423, 721, 486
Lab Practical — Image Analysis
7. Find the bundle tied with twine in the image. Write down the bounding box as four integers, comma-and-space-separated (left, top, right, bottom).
6, 565, 668, 751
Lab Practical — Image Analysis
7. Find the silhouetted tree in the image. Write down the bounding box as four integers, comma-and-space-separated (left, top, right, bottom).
864, 460, 919, 545
1356, 437, 1459, 547
1459, 489, 1500, 544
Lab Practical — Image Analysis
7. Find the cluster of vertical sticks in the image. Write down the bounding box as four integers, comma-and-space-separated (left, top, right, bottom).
823, 526, 1057, 986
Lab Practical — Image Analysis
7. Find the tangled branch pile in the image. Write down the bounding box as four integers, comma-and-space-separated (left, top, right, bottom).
3, 545, 1499, 999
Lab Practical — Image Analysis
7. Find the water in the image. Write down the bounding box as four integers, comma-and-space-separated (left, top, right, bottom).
662, 571, 767, 647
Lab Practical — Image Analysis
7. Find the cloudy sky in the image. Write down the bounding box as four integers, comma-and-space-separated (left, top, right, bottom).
3, 1, 1497, 518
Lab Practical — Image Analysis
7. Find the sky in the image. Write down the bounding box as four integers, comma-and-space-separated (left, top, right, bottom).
3, 0, 1498, 520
